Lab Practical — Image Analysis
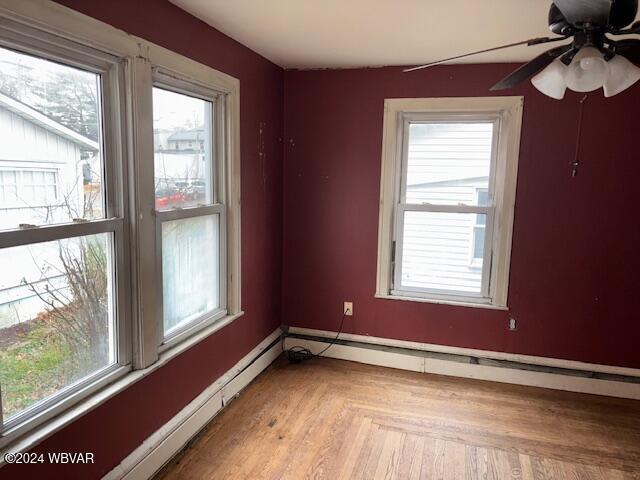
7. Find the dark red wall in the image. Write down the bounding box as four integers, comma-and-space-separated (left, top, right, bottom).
282, 66, 640, 369
0, 1, 283, 479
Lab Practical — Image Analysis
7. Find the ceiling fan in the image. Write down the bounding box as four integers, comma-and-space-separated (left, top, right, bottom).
404, 0, 640, 99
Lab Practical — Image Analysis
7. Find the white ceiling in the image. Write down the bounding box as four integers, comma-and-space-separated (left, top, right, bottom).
169, 0, 640, 70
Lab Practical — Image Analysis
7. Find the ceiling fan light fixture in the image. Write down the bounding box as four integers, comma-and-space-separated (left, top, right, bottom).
565, 47, 609, 92
603, 54, 640, 97
531, 59, 568, 99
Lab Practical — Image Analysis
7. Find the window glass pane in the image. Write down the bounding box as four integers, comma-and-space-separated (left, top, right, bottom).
401, 211, 486, 294
162, 214, 219, 336
477, 189, 489, 208
472, 226, 485, 259
153, 88, 213, 210
0, 233, 115, 420
405, 123, 493, 205
0, 46, 104, 230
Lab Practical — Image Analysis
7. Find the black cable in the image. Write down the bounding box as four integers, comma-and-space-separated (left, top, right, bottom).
284, 314, 347, 363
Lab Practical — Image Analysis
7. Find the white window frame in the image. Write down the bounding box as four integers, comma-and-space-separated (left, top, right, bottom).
0, 16, 132, 444
151, 72, 228, 349
0, 0, 242, 456
133, 48, 242, 369
376, 97, 523, 309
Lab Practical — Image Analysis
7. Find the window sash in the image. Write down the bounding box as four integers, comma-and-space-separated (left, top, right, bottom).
393, 205, 495, 299
0, 25, 131, 440
398, 115, 500, 207
151, 72, 229, 349
0, 220, 129, 435
156, 204, 227, 349
153, 72, 224, 207
392, 115, 500, 302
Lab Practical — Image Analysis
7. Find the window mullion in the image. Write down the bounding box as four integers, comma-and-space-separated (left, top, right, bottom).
129, 54, 160, 369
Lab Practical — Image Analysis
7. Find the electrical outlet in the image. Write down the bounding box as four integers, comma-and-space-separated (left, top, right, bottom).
509, 318, 517, 330
343, 301, 353, 316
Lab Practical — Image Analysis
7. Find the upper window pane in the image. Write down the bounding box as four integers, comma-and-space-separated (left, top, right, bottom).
0, 46, 104, 230
153, 88, 213, 210
405, 123, 493, 206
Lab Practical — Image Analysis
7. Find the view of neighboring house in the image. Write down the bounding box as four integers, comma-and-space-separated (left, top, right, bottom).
0, 92, 99, 329
401, 122, 492, 294
154, 127, 210, 208
0, 92, 212, 330
167, 128, 205, 151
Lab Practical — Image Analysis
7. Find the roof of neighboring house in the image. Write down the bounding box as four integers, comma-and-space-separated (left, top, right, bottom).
0, 92, 99, 151
168, 129, 204, 142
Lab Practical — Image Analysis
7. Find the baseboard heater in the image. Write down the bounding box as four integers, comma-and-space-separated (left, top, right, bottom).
284, 332, 640, 398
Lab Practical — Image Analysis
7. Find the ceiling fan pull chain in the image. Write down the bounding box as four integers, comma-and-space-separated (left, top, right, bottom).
571, 94, 589, 177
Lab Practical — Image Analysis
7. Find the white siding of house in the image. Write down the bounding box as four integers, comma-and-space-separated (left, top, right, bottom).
405, 123, 492, 189
0, 107, 79, 164
401, 206, 485, 294
0, 106, 88, 328
399, 122, 493, 295
154, 151, 206, 183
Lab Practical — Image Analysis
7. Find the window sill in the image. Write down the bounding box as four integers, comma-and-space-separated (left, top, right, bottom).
0, 311, 244, 465
375, 293, 508, 311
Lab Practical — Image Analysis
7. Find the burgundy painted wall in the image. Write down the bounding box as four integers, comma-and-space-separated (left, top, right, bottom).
0, 1, 283, 478
283, 66, 640, 370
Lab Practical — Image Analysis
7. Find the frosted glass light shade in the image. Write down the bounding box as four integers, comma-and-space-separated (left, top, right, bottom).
565, 47, 608, 92
603, 54, 640, 97
531, 59, 568, 99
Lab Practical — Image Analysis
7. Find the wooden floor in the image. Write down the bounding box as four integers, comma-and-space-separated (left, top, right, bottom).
156, 356, 640, 479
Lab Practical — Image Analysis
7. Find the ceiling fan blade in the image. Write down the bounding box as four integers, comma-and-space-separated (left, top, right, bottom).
609, 0, 638, 28
403, 37, 567, 73
490, 44, 573, 91
553, 0, 612, 26
611, 39, 640, 64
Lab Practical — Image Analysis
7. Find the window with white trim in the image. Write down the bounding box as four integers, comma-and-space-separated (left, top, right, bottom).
0, 7, 241, 452
152, 80, 227, 345
376, 98, 523, 308
0, 31, 128, 433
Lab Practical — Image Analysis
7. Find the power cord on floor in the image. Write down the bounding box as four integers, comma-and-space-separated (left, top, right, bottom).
284, 314, 347, 363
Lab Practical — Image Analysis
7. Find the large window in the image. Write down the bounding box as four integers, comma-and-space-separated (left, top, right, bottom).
377, 98, 523, 308
0, 7, 241, 453
0, 37, 127, 434
152, 83, 226, 344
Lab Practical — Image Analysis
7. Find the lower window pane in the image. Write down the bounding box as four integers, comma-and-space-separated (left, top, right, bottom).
162, 214, 219, 337
401, 211, 486, 295
0, 233, 115, 421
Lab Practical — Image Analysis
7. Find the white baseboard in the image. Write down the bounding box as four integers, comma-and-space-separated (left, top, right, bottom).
287, 327, 640, 377
283, 334, 640, 401
104, 329, 282, 480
